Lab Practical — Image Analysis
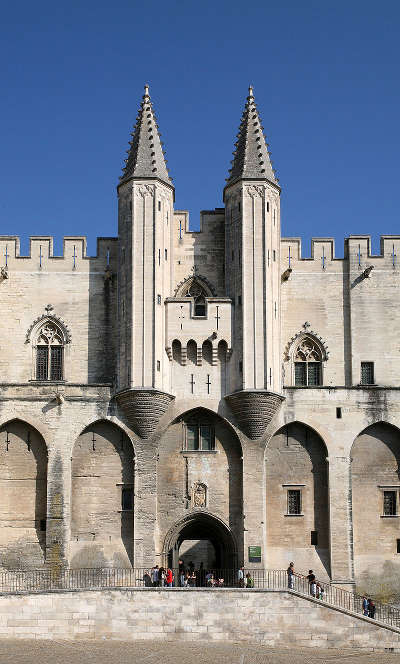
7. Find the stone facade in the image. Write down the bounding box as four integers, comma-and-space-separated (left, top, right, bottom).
0, 85, 399, 597
0, 588, 398, 651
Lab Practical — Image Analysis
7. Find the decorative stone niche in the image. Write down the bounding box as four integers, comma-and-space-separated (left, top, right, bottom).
225, 389, 285, 440
115, 388, 175, 438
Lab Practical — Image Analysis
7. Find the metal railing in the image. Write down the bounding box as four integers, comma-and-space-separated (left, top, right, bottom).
0, 568, 399, 628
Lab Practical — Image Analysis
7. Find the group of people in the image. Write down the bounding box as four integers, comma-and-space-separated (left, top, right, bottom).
144, 561, 255, 588
362, 596, 376, 619
144, 561, 224, 588
287, 563, 324, 599
143, 565, 175, 587
287, 562, 377, 619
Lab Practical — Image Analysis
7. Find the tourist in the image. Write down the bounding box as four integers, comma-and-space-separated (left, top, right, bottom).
316, 581, 324, 600
238, 566, 245, 588
159, 566, 166, 587
166, 567, 174, 587
246, 572, 254, 588
205, 570, 213, 586
151, 565, 159, 587
310, 579, 317, 597
368, 599, 376, 619
306, 569, 316, 595
178, 559, 185, 587
143, 571, 152, 587
362, 596, 368, 616
287, 562, 295, 589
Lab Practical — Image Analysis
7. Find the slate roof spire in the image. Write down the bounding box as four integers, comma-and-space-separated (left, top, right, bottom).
120, 84, 173, 189
225, 85, 279, 190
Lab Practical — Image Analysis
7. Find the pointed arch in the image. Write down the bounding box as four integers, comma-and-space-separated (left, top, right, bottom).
285, 330, 329, 387
0, 419, 48, 568
27, 315, 71, 382
265, 421, 330, 579
162, 511, 238, 569
157, 407, 244, 568
26, 314, 72, 344
70, 419, 135, 568
174, 274, 216, 298
351, 421, 400, 591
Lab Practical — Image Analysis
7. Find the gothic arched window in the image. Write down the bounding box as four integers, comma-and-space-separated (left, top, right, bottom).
294, 337, 323, 386
176, 277, 212, 317
35, 322, 65, 381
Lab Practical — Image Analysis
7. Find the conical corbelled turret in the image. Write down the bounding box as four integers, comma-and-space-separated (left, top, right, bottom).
225, 85, 279, 190
120, 84, 173, 188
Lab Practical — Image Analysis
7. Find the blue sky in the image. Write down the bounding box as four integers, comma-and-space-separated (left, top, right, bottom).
0, 0, 398, 256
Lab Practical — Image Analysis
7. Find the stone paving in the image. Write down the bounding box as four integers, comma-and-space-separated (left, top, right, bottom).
0, 641, 400, 664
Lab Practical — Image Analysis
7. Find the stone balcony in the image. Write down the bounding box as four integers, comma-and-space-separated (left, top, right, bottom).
165, 297, 232, 360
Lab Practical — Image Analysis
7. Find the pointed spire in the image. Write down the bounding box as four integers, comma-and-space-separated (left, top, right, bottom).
225, 85, 279, 190
120, 84, 173, 188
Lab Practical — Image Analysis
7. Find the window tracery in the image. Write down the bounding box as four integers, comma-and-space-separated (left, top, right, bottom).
293, 336, 323, 386
179, 278, 208, 316
35, 322, 65, 381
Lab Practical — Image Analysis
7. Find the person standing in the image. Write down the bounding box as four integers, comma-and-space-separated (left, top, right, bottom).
159, 566, 166, 587
287, 562, 295, 589
246, 572, 254, 588
151, 565, 159, 587
166, 567, 174, 587
362, 596, 368, 616
238, 566, 245, 588
178, 559, 185, 587
368, 599, 376, 619
306, 570, 316, 595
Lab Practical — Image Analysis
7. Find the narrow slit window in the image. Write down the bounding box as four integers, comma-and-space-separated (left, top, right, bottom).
311, 531, 318, 546
121, 488, 133, 511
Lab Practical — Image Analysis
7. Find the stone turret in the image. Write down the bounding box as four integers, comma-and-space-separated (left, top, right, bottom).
223, 86, 284, 439
115, 85, 175, 437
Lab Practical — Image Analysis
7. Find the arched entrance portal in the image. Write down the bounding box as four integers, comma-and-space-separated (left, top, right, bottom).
164, 513, 237, 571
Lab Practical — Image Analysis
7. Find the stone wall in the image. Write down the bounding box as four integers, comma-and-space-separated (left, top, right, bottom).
0, 236, 118, 385
70, 420, 134, 568
0, 588, 399, 651
265, 422, 330, 580
156, 413, 243, 566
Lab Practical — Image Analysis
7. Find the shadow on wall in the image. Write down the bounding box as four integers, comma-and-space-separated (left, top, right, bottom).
70, 420, 134, 568
265, 422, 330, 579
0, 420, 47, 569
88, 248, 118, 384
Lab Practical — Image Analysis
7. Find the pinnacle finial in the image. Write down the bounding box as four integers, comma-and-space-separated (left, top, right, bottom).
224, 86, 279, 191
120, 84, 172, 188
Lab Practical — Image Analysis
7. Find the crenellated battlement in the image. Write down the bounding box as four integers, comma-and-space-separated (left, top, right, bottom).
0, 236, 118, 272
281, 235, 400, 270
